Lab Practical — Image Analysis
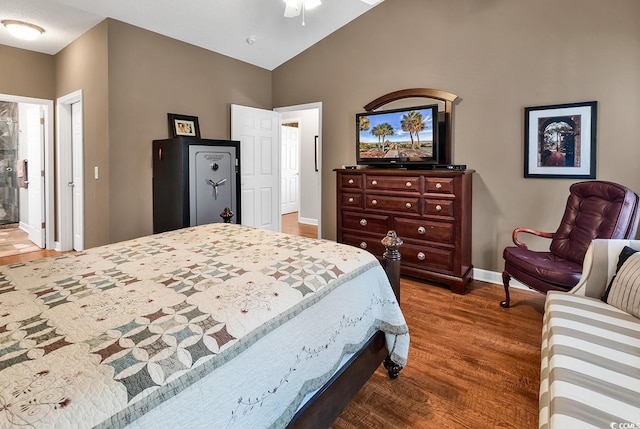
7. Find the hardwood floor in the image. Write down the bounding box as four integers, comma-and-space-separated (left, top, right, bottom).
0, 227, 42, 258
333, 278, 545, 429
0, 224, 545, 429
282, 212, 318, 239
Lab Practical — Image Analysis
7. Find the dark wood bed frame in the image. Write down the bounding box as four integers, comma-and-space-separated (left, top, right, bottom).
287, 230, 404, 428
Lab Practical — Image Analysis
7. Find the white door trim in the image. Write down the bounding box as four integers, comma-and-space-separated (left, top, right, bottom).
0, 93, 54, 249
274, 102, 322, 238
56, 90, 84, 251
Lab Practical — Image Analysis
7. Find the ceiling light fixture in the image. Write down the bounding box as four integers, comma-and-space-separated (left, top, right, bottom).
1, 20, 45, 41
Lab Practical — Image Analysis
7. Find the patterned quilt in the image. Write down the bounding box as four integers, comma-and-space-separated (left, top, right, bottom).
0, 223, 409, 428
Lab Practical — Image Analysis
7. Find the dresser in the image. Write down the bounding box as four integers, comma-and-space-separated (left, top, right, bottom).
335, 168, 474, 294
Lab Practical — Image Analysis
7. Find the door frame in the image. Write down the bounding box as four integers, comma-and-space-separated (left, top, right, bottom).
0, 93, 54, 249
57, 90, 84, 251
274, 102, 322, 238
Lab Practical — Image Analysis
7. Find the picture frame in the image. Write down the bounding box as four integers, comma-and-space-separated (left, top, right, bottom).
168, 113, 200, 138
314, 135, 319, 172
524, 101, 597, 179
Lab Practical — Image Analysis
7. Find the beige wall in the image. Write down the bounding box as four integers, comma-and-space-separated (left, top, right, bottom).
272, 0, 640, 272
3, 19, 271, 247
56, 20, 110, 248
106, 20, 272, 243
3, 1, 640, 274
0, 44, 55, 99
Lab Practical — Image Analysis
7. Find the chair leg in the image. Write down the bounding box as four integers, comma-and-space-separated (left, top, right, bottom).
500, 271, 511, 308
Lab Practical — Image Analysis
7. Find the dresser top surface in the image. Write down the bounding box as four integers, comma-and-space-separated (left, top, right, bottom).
334, 168, 475, 176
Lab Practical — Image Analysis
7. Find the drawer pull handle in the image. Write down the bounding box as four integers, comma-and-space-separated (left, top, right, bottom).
435, 204, 442, 211
435, 183, 442, 189
360, 219, 368, 226
372, 199, 378, 205
405, 181, 412, 188
360, 242, 368, 249
371, 180, 378, 186
418, 226, 426, 235
348, 197, 354, 203
417, 252, 426, 261
405, 202, 412, 209
348, 179, 354, 184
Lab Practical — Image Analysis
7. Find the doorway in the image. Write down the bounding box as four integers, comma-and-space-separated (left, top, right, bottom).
231, 103, 321, 239
0, 93, 54, 254
275, 103, 322, 239
0, 101, 19, 227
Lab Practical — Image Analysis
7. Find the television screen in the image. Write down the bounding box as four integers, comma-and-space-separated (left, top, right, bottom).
356, 104, 439, 167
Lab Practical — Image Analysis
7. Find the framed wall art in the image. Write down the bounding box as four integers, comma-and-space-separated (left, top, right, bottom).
524, 101, 597, 179
168, 113, 200, 138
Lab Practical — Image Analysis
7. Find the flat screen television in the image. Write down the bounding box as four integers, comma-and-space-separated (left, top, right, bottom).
356, 104, 441, 168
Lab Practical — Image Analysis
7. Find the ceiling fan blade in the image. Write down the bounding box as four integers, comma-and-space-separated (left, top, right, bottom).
284, 5, 301, 17
284, 1, 302, 17
360, 0, 383, 5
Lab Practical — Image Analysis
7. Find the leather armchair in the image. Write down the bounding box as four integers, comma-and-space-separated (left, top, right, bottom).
501, 181, 640, 308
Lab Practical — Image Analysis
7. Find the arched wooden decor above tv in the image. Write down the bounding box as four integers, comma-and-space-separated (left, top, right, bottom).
363, 88, 458, 165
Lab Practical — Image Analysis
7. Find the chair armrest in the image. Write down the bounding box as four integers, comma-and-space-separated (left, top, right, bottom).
570, 239, 640, 298
512, 227, 555, 249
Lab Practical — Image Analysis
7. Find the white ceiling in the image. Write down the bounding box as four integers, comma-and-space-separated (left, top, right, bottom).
0, 0, 383, 70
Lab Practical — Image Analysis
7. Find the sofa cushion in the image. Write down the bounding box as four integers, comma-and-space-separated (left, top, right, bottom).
540, 291, 640, 429
603, 246, 640, 318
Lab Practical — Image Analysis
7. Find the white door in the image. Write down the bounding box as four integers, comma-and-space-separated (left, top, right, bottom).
71, 101, 84, 251
57, 90, 84, 252
231, 104, 280, 232
25, 106, 45, 247
281, 125, 299, 215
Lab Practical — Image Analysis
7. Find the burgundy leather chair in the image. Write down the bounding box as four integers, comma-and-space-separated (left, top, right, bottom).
501, 181, 640, 308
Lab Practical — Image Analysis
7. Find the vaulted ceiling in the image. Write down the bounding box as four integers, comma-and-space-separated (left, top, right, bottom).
0, 0, 384, 70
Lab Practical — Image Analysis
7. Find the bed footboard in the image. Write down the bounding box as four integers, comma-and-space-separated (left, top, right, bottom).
288, 230, 405, 427
382, 230, 402, 303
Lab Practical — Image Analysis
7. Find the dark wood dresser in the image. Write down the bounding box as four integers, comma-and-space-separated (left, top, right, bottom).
335, 168, 474, 294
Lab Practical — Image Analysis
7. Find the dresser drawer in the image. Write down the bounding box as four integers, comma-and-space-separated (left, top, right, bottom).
342, 211, 391, 234
366, 195, 421, 214
401, 242, 454, 273
341, 192, 363, 209
394, 217, 454, 243
425, 199, 454, 217
340, 174, 363, 189
425, 178, 454, 194
341, 232, 386, 257
365, 175, 421, 193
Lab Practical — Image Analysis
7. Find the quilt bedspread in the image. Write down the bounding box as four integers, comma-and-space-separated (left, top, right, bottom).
0, 223, 409, 428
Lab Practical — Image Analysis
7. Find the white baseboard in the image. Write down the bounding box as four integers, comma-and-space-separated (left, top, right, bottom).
472, 268, 530, 291
298, 217, 318, 226
19, 221, 30, 234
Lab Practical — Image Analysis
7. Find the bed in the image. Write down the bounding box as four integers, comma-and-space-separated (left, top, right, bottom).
0, 223, 409, 428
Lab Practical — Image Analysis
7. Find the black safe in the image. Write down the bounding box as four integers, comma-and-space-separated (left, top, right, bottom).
152, 137, 241, 233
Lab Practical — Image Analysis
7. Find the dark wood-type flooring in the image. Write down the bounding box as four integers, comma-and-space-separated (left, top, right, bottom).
0, 216, 545, 429
333, 278, 545, 429
282, 212, 318, 239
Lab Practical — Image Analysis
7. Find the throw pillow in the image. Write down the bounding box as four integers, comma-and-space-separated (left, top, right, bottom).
602, 246, 640, 318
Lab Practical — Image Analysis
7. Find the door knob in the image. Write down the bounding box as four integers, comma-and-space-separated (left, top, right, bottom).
68, 182, 75, 187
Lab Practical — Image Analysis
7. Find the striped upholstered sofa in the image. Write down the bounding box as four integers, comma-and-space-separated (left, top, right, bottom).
540, 239, 640, 429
